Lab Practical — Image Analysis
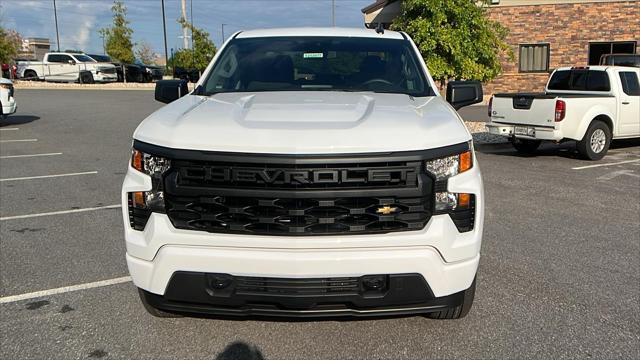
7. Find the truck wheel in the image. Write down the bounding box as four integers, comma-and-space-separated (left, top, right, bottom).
137, 288, 182, 318
426, 278, 476, 320
511, 138, 541, 153
577, 120, 611, 161
23, 70, 39, 81
79, 71, 94, 84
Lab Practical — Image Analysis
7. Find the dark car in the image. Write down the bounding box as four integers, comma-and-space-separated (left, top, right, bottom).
133, 60, 164, 82
87, 54, 145, 82
173, 67, 200, 83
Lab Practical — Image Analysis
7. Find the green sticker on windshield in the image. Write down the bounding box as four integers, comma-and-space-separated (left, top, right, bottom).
303, 52, 323, 59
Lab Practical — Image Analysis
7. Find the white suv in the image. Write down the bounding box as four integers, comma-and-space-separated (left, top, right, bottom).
122, 28, 484, 319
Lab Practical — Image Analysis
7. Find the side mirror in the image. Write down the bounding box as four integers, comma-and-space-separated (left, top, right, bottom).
155, 79, 189, 104
446, 80, 483, 110
68, 59, 76, 65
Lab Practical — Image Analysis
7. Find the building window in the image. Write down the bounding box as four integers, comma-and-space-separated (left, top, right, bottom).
588, 41, 637, 65
519, 44, 550, 73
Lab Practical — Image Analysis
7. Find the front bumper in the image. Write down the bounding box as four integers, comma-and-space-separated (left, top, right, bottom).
94, 73, 118, 82
138, 272, 470, 317
486, 122, 562, 141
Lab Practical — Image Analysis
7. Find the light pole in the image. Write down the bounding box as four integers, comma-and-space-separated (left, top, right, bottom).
221, 23, 227, 44
332, 0, 335, 27
53, 0, 60, 51
161, 0, 169, 71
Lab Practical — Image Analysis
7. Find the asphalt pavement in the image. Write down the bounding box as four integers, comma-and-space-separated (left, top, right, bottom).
1, 89, 638, 359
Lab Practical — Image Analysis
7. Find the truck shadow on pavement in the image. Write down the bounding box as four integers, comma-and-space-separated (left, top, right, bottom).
476, 138, 640, 160
215, 341, 265, 360
0, 115, 40, 126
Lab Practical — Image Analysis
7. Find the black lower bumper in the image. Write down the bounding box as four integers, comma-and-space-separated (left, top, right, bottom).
141, 272, 465, 318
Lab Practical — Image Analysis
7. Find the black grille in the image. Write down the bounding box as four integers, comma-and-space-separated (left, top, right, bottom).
165, 194, 430, 235
163, 158, 433, 236
235, 276, 360, 296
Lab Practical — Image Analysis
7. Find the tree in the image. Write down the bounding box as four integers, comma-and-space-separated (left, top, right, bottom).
391, 0, 512, 85
169, 19, 216, 71
0, 26, 21, 64
101, 0, 134, 63
135, 41, 156, 65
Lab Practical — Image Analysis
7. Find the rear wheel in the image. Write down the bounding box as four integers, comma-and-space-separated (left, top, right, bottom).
23, 70, 39, 81
577, 120, 611, 161
426, 278, 476, 320
137, 289, 182, 318
511, 138, 541, 153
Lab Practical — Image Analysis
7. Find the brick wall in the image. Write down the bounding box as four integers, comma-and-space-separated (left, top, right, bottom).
485, 0, 639, 95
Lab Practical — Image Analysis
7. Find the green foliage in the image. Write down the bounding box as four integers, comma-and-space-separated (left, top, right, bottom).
101, 0, 134, 63
391, 0, 513, 84
0, 26, 21, 64
168, 19, 216, 71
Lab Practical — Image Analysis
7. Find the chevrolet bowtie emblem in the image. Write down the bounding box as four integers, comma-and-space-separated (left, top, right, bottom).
376, 206, 398, 215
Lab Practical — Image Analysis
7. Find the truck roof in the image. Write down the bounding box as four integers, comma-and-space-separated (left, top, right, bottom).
235, 27, 405, 40
554, 66, 634, 72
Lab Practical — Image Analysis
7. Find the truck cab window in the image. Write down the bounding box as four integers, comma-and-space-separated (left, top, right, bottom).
619, 72, 640, 96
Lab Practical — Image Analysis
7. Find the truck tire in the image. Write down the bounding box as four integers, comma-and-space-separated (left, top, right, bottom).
137, 289, 182, 318
426, 278, 476, 320
79, 71, 94, 84
577, 120, 611, 161
23, 70, 39, 81
511, 138, 541, 154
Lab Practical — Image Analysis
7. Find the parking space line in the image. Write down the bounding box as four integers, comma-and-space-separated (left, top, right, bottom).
0, 170, 97, 182
0, 139, 37, 143
0, 128, 19, 131
0, 152, 62, 159
0, 276, 132, 304
0, 204, 120, 221
572, 159, 640, 170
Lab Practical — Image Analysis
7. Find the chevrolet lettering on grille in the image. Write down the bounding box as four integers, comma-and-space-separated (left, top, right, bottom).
179, 166, 418, 187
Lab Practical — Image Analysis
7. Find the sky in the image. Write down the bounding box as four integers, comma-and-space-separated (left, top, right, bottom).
0, 0, 373, 58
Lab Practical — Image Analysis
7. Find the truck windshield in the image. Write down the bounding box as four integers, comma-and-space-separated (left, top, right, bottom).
202, 36, 433, 97
73, 54, 97, 63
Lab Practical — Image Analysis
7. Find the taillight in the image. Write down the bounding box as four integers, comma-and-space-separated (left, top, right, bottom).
555, 100, 566, 122
488, 97, 493, 117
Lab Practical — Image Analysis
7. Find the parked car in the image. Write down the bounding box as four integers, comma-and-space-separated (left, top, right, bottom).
0, 77, 17, 120
173, 66, 199, 82
122, 28, 485, 319
134, 60, 164, 82
17, 52, 118, 83
599, 54, 640, 67
87, 54, 144, 83
487, 66, 640, 160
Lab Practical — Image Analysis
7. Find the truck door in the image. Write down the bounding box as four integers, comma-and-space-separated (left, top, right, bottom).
616, 70, 640, 137
46, 54, 78, 82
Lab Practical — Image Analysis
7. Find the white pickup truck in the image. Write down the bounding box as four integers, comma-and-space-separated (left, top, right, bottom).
17, 52, 118, 83
122, 27, 485, 319
487, 66, 640, 160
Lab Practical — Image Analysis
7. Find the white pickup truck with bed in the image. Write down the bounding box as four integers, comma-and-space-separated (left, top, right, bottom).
122, 27, 485, 319
17, 52, 118, 83
487, 66, 640, 160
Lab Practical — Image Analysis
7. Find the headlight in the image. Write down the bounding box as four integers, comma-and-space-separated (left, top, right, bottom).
425, 147, 476, 232
425, 150, 472, 181
129, 149, 171, 223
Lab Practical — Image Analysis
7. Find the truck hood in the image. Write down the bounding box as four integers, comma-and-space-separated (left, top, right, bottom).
133, 91, 471, 154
